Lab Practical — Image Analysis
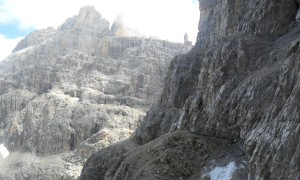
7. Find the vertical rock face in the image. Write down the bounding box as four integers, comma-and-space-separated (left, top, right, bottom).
81, 1, 300, 180
198, 0, 297, 44
0, 6, 190, 179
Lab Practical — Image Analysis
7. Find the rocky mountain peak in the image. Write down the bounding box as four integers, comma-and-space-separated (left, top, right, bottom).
58, 6, 109, 32
12, 27, 56, 53
0, 5, 190, 179
77, 6, 103, 25
110, 13, 125, 35
110, 13, 140, 37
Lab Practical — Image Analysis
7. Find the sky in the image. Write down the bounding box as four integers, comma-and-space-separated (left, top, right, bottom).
0, 0, 199, 61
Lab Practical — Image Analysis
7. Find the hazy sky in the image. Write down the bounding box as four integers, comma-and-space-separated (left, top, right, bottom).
0, 0, 199, 61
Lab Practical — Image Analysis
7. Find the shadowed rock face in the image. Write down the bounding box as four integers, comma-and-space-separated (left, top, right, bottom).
197, 0, 297, 44
80, 1, 300, 180
0, 6, 190, 179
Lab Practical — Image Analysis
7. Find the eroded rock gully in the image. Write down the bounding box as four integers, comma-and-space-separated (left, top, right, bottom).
81, 0, 300, 179
0, 6, 190, 179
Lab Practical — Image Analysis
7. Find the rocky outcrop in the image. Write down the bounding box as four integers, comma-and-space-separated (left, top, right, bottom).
0, 6, 189, 179
81, 0, 300, 179
0, 152, 82, 180
110, 13, 140, 37
0, 7, 187, 105
58, 6, 110, 32
12, 27, 56, 53
81, 130, 247, 180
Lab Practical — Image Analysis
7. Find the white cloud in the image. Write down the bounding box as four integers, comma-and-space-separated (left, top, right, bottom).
0, 34, 23, 61
0, 0, 199, 60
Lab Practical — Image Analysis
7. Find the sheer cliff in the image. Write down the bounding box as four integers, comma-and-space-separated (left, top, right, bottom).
81, 1, 300, 180
0, 6, 190, 179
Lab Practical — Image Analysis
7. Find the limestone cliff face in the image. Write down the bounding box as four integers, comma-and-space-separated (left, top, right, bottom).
0, 6, 189, 179
81, 1, 300, 180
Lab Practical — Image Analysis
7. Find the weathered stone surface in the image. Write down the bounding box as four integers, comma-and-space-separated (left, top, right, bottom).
81, 0, 300, 179
12, 27, 56, 53
0, 6, 190, 179
58, 6, 110, 33
0, 152, 82, 180
81, 131, 247, 180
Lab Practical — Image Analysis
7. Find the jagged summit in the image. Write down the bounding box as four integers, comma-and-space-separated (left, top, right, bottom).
12, 6, 191, 55
0, 5, 191, 179
78, 6, 98, 16
77, 6, 104, 25
58, 6, 110, 31
58, 6, 139, 37
12, 27, 56, 53
13, 7, 110, 53
110, 13, 126, 36
110, 13, 140, 37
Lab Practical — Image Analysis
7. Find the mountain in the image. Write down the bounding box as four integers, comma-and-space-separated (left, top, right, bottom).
80, 1, 300, 180
0, 6, 191, 179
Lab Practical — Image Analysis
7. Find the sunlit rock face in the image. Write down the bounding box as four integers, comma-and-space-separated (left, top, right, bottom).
80, 0, 300, 179
0, 6, 190, 179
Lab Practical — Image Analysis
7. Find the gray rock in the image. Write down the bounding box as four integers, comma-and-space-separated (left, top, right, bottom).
12, 27, 56, 53
58, 6, 110, 33
80, 131, 247, 180
0, 152, 82, 180
0, 6, 190, 179
81, 0, 300, 179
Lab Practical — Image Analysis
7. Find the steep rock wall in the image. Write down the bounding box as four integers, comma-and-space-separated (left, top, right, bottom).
81, 1, 300, 179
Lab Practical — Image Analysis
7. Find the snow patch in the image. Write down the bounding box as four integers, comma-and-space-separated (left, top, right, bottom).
0, 144, 9, 159
209, 162, 237, 180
